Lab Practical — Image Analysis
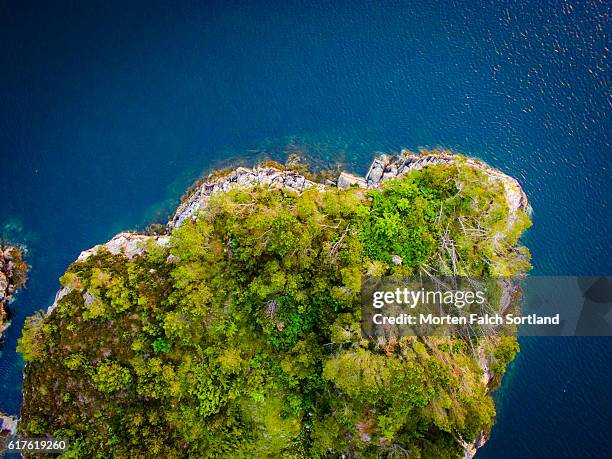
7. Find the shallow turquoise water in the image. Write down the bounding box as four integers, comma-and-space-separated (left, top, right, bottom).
1, 1, 610, 456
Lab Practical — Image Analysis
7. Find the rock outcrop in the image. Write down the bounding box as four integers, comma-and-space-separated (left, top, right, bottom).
170, 166, 326, 228
0, 411, 18, 456
0, 412, 17, 436
171, 151, 529, 230
0, 245, 28, 339
463, 431, 489, 459
46, 286, 73, 315
76, 233, 170, 263
336, 171, 367, 190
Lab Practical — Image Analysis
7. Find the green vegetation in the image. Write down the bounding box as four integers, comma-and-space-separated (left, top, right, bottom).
360, 160, 531, 275
1, 244, 29, 336
0, 244, 28, 291
19, 159, 531, 458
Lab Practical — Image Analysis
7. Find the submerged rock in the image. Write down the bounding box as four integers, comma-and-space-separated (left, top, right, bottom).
0, 412, 17, 435
337, 172, 367, 190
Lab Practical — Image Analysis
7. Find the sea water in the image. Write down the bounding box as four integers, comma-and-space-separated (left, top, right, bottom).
1, 1, 610, 457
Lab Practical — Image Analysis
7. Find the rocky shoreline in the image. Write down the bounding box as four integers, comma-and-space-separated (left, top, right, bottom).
0, 245, 26, 450
70, 152, 529, 272
0, 245, 28, 340
172, 150, 529, 229
45, 151, 530, 456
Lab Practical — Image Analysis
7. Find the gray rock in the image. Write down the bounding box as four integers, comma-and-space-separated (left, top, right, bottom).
391, 255, 403, 266
0, 272, 7, 301
166, 254, 180, 264
337, 172, 367, 190
48, 286, 73, 314
368, 164, 384, 184
83, 291, 97, 307
0, 412, 17, 435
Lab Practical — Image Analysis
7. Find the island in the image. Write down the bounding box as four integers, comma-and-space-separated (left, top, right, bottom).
0, 244, 28, 340
0, 244, 27, 443
18, 150, 531, 458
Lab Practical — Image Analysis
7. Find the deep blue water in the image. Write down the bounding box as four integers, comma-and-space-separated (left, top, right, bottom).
1, 0, 610, 457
